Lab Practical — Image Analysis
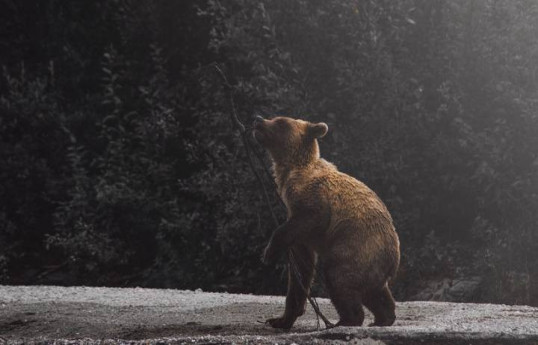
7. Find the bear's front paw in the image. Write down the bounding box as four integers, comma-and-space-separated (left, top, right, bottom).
266, 316, 294, 330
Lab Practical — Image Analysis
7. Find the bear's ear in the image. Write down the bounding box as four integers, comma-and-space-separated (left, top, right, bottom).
309, 122, 328, 138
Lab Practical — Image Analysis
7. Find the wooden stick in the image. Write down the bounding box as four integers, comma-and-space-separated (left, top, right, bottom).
214, 63, 279, 228
214, 63, 334, 329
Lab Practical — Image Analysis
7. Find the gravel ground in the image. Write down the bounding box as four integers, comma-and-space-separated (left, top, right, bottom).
0, 285, 537, 344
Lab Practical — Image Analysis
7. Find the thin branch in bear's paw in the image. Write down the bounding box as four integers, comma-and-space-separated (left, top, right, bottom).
214, 63, 334, 330
213, 63, 279, 228
248, 133, 286, 211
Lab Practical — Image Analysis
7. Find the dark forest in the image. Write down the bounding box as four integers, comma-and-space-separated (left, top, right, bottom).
0, 0, 537, 306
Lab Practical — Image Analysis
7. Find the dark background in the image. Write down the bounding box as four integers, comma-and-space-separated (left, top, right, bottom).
1, 0, 537, 306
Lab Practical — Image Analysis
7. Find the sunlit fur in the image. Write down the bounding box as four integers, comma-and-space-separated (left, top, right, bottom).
255, 116, 400, 329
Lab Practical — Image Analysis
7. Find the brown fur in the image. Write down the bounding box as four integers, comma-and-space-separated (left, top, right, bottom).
254, 116, 400, 329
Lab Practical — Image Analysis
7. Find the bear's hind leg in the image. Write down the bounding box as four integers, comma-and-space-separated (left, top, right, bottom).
331, 289, 365, 326
325, 280, 365, 326
363, 284, 396, 327
266, 244, 316, 329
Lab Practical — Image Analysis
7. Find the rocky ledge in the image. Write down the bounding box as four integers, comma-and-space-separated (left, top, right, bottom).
0, 285, 537, 344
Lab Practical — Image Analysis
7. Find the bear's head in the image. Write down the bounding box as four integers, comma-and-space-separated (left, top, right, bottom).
253, 116, 328, 167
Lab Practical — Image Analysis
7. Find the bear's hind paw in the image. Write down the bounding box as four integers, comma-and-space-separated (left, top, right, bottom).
266, 316, 294, 330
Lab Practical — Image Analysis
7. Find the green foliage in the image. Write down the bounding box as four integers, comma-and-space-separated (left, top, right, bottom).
0, 0, 537, 304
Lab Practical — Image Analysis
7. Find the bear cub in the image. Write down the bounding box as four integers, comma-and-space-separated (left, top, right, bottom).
253, 115, 400, 329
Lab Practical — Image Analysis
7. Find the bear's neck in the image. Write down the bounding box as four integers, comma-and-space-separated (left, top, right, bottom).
271, 143, 320, 193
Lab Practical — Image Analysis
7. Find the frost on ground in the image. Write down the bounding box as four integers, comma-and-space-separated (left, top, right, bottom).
0, 285, 537, 345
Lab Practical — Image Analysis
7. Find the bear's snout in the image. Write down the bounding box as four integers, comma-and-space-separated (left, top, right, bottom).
253, 116, 268, 144
253, 116, 267, 133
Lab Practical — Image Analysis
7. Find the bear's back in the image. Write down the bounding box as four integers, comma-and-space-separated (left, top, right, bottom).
281, 158, 399, 279
294, 159, 393, 225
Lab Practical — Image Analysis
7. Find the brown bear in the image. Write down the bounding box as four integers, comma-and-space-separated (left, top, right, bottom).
253, 115, 400, 329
